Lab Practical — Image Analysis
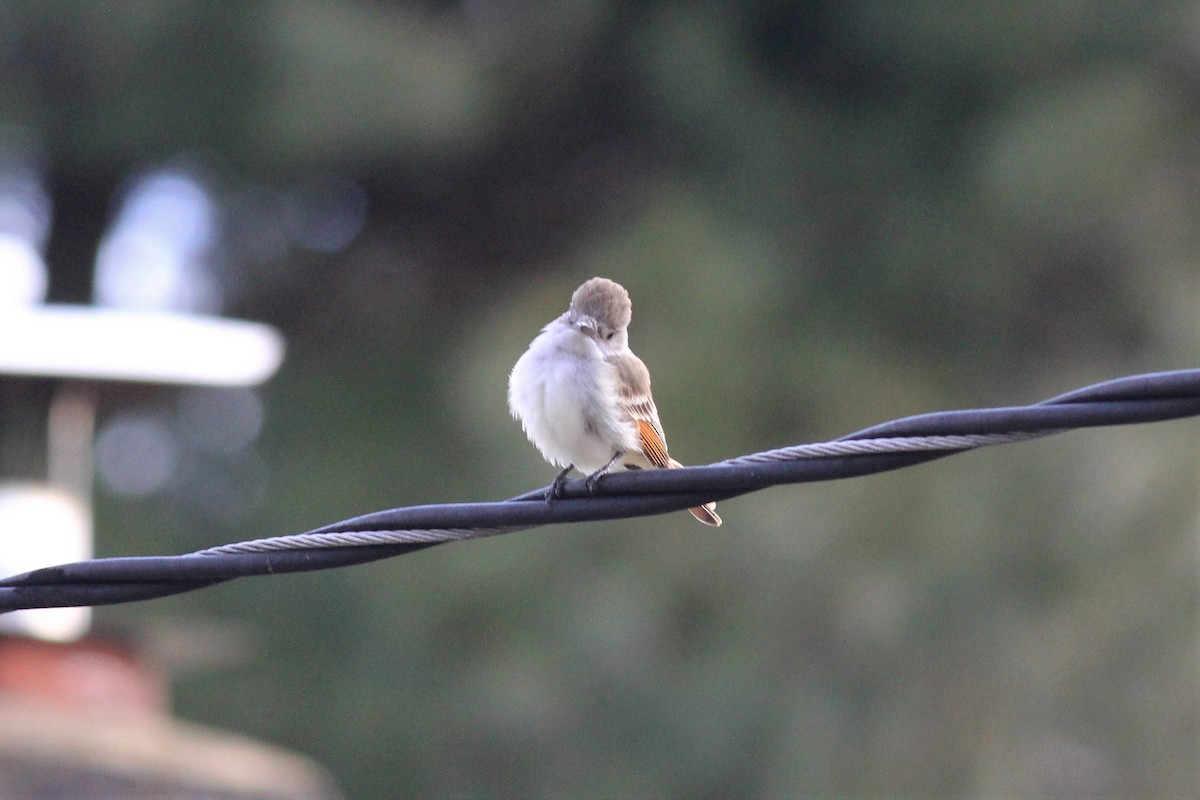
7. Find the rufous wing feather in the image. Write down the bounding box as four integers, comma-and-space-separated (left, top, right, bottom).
666, 456, 722, 527
616, 352, 722, 527
686, 502, 722, 527
635, 418, 671, 468
635, 420, 722, 527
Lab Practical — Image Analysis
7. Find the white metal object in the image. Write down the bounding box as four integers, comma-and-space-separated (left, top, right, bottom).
0, 484, 91, 641
0, 305, 284, 386
0, 305, 284, 641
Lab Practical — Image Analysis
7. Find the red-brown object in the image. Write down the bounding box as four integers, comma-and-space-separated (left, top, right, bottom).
0, 635, 167, 715
0, 634, 341, 799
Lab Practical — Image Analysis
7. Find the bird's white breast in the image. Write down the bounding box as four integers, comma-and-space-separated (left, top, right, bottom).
508, 325, 636, 473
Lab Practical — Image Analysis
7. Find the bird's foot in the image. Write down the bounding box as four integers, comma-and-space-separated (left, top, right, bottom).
584, 452, 624, 494
546, 465, 574, 503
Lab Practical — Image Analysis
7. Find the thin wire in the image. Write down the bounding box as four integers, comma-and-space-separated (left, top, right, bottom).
1, 368, 1198, 612
205, 526, 524, 554
202, 431, 1052, 553
719, 430, 1053, 465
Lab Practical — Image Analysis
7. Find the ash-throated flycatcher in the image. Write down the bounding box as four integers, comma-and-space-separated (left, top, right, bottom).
508, 277, 721, 526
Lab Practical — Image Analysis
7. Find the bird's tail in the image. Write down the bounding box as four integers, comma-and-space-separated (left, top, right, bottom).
667, 458, 722, 527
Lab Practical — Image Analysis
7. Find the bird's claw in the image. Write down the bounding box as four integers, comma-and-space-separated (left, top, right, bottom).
546, 465, 574, 504
583, 452, 621, 494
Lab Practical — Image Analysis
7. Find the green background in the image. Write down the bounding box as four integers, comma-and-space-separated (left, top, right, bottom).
3, 2, 1197, 797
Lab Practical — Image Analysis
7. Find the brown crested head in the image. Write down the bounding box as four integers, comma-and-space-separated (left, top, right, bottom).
569, 277, 632, 330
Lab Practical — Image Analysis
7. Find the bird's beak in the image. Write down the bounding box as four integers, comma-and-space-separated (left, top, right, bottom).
574, 316, 598, 338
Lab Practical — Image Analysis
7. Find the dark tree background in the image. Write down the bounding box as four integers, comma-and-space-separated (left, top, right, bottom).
1, 2, 1196, 797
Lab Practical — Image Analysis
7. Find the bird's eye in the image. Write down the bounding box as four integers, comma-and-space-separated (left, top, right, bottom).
605, 331, 614, 340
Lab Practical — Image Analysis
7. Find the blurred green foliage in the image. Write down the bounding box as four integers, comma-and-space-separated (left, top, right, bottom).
1, 1, 1196, 797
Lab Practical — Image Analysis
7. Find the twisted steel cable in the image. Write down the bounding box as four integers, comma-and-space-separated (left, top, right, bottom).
1, 368, 1197, 612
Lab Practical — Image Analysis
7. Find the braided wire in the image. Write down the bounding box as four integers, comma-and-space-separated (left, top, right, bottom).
202, 526, 524, 554
205, 431, 1054, 554
718, 430, 1053, 465
0, 367, 1196, 612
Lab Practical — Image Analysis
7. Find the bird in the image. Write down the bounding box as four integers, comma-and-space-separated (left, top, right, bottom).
508, 277, 721, 526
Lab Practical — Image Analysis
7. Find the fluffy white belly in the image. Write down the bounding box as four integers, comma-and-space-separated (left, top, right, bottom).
509, 337, 634, 473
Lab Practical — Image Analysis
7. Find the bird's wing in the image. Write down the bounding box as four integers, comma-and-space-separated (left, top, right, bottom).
609, 349, 722, 527
609, 350, 671, 468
